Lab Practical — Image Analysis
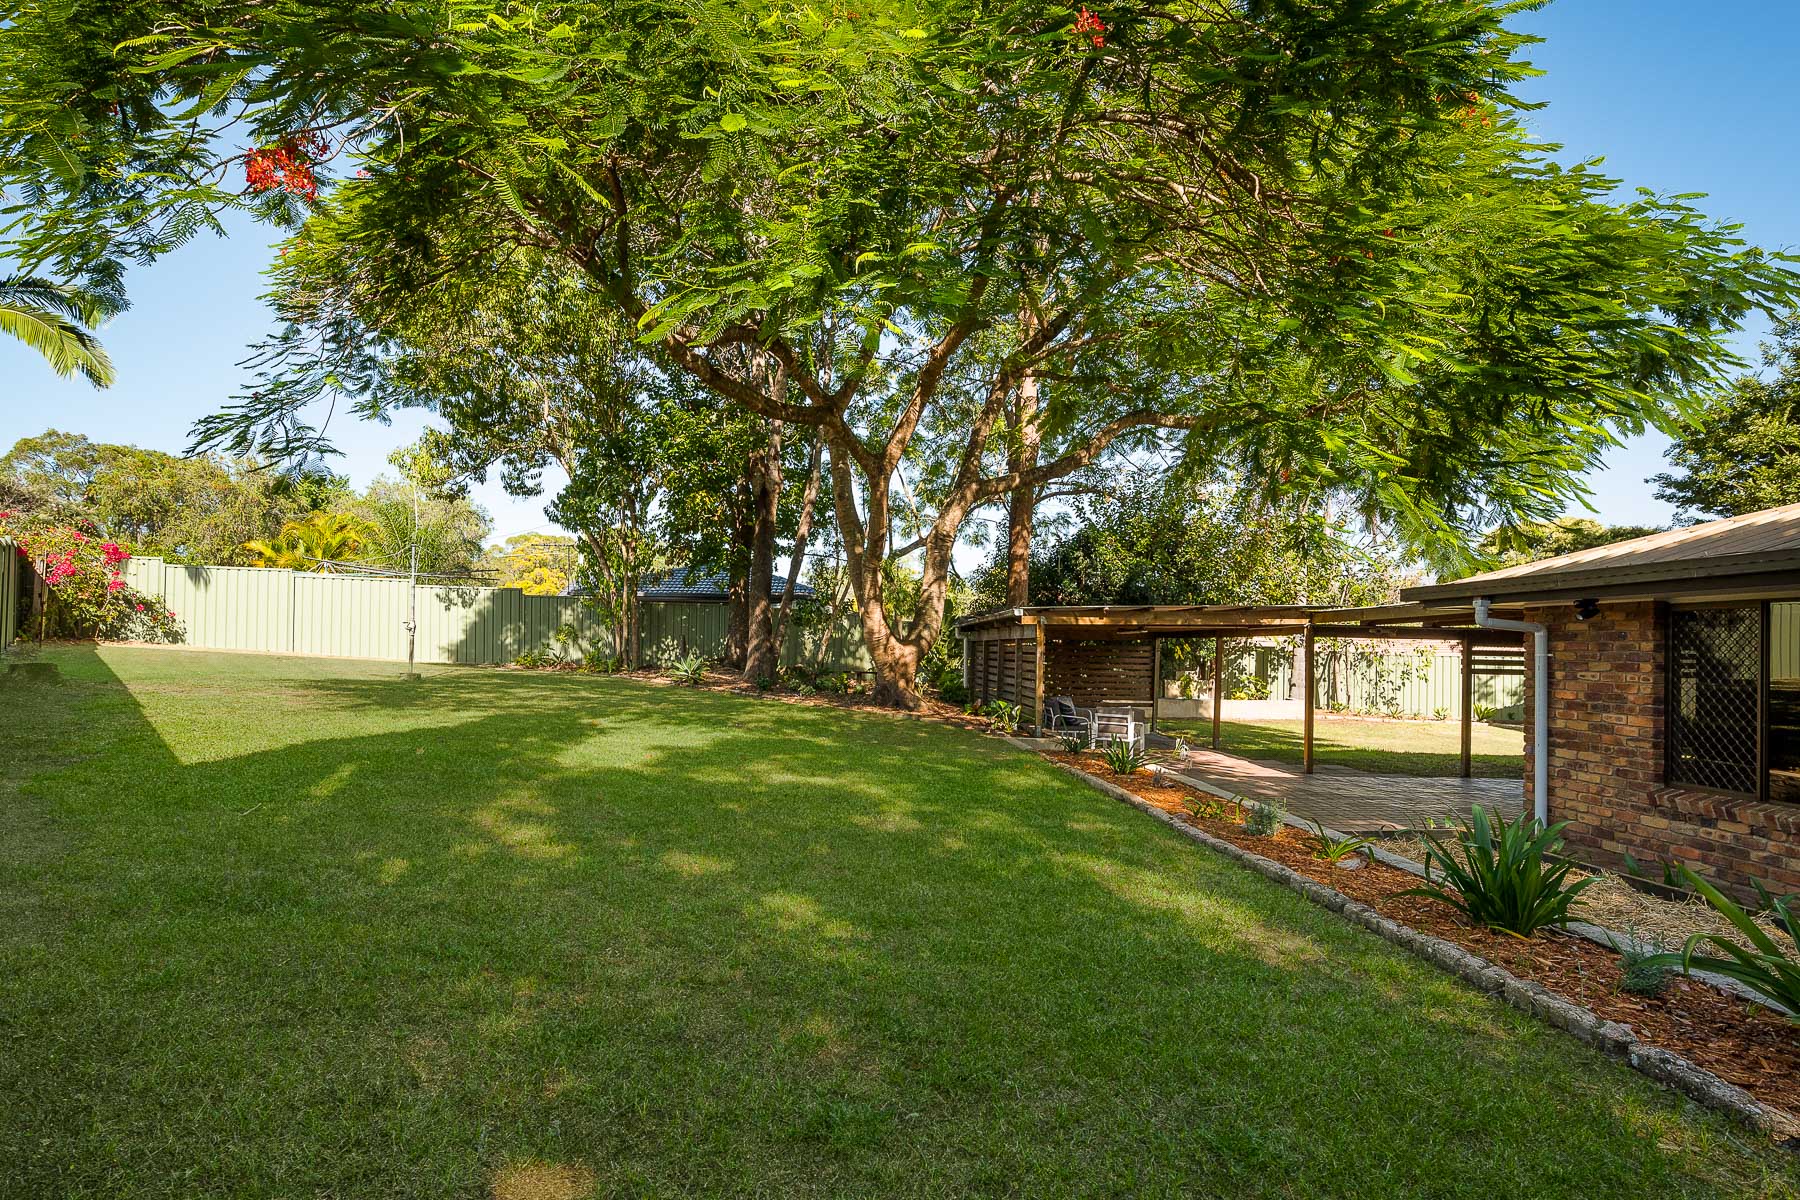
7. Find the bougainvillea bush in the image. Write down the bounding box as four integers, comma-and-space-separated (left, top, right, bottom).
0, 512, 183, 643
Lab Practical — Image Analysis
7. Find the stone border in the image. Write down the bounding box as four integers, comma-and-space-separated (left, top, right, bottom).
1025, 749, 1797, 1139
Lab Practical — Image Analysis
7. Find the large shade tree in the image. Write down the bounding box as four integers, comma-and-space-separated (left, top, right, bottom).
4, 0, 1797, 703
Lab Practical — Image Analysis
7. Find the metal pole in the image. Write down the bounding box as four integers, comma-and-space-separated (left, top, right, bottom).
405, 483, 419, 679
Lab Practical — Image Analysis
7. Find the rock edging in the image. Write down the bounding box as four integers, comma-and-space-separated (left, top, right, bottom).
1032, 752, 1795, 1139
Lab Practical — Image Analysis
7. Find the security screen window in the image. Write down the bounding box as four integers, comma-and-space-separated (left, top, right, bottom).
1668, 605, 1762, 795
1773, 603, 1800, 803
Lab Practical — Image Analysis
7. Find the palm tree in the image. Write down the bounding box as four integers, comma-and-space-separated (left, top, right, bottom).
0, 275, 116, 387
243, 513, 375, 570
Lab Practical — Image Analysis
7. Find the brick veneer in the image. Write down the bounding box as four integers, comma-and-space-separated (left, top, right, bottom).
1523, 600, 1800, 901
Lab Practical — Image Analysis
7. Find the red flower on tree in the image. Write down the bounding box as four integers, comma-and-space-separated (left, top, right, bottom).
1072, 7, 1106, 47
244, 133, 329, 202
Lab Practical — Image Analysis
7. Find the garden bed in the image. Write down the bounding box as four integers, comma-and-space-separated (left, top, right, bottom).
1044, 750, 1800, 1121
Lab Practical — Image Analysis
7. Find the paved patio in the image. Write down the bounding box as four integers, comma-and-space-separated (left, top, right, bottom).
1162, 746, 1524, 833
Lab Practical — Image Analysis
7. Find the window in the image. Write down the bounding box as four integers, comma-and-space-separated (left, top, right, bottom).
1668, 605, 1761, 795
1773, 603, 1800, 804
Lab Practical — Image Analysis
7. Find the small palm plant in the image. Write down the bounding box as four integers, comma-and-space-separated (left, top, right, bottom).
1398, 805, 1593, 937
1305, 820, 1372, 865
1643, 866, 1800, 1019
0, 274, 116, 387
1099, 741, 1149, 776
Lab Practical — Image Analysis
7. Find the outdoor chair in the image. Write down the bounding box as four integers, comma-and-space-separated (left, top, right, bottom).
1042, 696, 1094, 738
1090, 707, 1145, 751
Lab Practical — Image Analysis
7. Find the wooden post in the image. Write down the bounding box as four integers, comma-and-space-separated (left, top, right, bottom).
1211, 635, 1224, 751
1149, 635, 1161, 732
1302, 624, 1316, 774
1459, 634, 1474, 780
1032, 622, 1047, 735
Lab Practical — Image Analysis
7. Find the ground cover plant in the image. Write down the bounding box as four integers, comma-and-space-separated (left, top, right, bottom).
1164, 715, 1526, 778
3, 646, 1798, 1198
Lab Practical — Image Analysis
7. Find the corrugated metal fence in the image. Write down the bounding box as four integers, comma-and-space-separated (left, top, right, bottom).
0, 539, 17, 652
1180, 644, 1524, 719
122, 557, 870, 671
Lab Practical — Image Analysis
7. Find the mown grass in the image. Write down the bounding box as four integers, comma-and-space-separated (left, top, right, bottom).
0, 645, 1793, 1198
1163, 715, 1528, 778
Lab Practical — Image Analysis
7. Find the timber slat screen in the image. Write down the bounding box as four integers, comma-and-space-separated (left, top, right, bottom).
1044, 638, 1154, 714
969, 634, 1037, 711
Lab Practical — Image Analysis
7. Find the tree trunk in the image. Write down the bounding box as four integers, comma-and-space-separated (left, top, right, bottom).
1005, 318, 1043, 607
744, 420, 783, 683
773, 432, 824, 664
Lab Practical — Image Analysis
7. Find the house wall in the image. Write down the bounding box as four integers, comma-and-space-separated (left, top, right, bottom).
1526, 601, 1800, 902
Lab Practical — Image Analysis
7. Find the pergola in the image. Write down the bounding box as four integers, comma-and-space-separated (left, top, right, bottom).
955, 603, 1526, 778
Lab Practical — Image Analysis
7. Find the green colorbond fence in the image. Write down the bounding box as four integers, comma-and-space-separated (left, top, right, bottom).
1175, 643, 1524, 719
122, 557, 870, 671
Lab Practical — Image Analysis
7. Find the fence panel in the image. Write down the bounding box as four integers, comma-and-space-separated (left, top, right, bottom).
1196, 644, 1524, 719
122, 558, 869, 670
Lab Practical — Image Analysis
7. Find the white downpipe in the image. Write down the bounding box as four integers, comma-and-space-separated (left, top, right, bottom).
1473, 598, 1549, 825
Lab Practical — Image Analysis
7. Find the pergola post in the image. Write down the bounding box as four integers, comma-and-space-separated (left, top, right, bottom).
1211, 634, 1223, 751
1302, 623, 1316, 774
1459, 633, 1474, 779
1032, 621, 1047, 735
1149, 635, 1161, 732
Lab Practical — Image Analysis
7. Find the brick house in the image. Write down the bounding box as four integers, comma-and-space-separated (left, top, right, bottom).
1402, 503, 1800, 900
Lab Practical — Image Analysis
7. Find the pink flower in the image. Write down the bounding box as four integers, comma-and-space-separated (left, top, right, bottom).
135, 603, 145, 612
108, 579, 125, 592
167, 610, 176, 619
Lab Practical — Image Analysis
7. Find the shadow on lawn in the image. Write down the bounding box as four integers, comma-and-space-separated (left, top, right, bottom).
1, 646, 1785, 1198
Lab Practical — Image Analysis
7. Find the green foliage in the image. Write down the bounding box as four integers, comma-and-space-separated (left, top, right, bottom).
982, 700, 1021, 735
1182, 792, 1228, 823
1059, 732, 1090, 754
816, 673, 850, 696
1643, 866, 1800, 1020
1473, 704, 1498, 723
1478, 518, 1665, 569
1652, 314, 1800, 520
0, 275, 114, 387
0, 512, 181, 643
1305, 821, 1372, 865
1242, 798, 1285, 837
671, 654, 708, 686
1100, 741, 1149, 776
1399, 806, 1594, 937
1611, 929, 1675, 998
485, 533, 579, 595
242, 513, 374, 570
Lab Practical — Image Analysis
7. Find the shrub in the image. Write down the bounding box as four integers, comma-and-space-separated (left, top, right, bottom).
817, 673, 850, 695
1242, 798, 1284, 836
1611, 928, 1675, 997
1099, 741, 1149, 776
513, 647, 549, 668
1432, 706, 1449, 722
753, 674, 776, 693
1473, 703, 1497, 722
1643, 866, 1800, 1019
1182, 792, 1227, 822
0, 514, 182, 644
583, 649, 624, 673
982, 700, 1021, 734
1398, 805, 1593, 936
671, 653, 708, 686
1059, 731, 1090, 753
1305, 820, 1371, 864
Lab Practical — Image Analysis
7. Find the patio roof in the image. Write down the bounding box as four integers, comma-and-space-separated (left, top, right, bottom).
953, 603, 1521, 644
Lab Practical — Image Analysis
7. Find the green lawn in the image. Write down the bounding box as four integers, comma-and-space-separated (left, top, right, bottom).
2, 646, 1790, 1198
1163, 715, 1527, 778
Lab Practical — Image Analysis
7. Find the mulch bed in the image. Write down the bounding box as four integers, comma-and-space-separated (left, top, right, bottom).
1044, 751, 1800, 1118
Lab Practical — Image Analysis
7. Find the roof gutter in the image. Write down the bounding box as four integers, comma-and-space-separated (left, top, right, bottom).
1473, 598, 1548, 825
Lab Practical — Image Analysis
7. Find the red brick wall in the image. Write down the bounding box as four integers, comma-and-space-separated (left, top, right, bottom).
1526, 601, 1800, 901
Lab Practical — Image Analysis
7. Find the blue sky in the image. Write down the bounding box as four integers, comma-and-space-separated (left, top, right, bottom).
3, 0, 1796, 546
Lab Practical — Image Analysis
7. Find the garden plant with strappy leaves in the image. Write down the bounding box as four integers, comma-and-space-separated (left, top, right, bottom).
1305, 821, 1372, 865
1644, 866, 1800, 1019
1398, 805, 1593, 937
671, 654, 708, 686
1100, 742, 1149, 776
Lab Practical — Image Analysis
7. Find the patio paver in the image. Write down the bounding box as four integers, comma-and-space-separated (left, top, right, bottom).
1164, 746, 1524, 833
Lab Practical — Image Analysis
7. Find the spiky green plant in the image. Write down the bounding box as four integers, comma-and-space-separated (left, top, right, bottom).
1398, 805, 1593, 937
1305, 821, 1372, 864
1059, 731, 1090, 753
1642, 866, 1800, 1020
1182, 792, 1227, 822
671, 653, 708, 686
1242, 798, 1284, 836
1099, 741, 1149, 776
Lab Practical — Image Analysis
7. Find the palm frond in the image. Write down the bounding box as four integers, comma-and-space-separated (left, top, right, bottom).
0, 301, 116, 387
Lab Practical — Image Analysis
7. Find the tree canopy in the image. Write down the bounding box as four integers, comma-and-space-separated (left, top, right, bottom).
4, 0, 1796, 701
1652, 315, 1800, 521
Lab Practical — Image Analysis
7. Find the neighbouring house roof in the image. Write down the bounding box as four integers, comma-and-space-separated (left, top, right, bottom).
563, 566, 815, 602
1403, 501, 1800, 607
